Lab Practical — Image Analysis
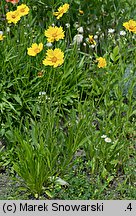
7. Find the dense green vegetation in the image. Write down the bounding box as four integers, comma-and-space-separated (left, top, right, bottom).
0, 0, 136, 199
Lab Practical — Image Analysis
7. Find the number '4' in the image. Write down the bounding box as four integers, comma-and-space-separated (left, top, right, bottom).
127, 203, 132, 211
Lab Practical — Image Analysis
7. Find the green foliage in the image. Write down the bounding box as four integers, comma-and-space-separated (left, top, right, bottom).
11, 103, 90, 196
0, 0, 135, 199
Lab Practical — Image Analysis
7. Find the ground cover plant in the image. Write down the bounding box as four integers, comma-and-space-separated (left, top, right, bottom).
0, 0, 136, 199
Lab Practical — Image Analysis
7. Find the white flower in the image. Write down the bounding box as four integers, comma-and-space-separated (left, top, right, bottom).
83, 42, 86, 46
90, 44, 95, 49
73, 34, 83, 44
87, 27, 91, 31
65, 23, 70, 28
0, 31, 3, 35
104, 137, 112, 143
100, 33, 104, 37
108, 28, 115, 34
119, 30, 126, 36
39, 92, 50, 100
77, 27, 84, 33
46, 42, 52, 47
94, 35, 98, 39
73, 22, 79, 28
85, 38, 89, 43
101, 135, 107, 139
39, 92, 46, 96
6, 27, 10, 32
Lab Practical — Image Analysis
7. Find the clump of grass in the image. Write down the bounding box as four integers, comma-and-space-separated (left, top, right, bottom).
0, 0, 135, 199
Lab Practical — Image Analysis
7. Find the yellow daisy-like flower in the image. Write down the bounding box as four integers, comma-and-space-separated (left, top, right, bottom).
123, 19, 136, 33
0, 34, 5, 41
27, 43, 43, 56
88, 35, 96, 45
44, 26, 65, 43
43, 48, 64, 68
17, 4, 30, 17
97, 57, 107, 68
53, 3, 69, 19
6, 10, 21, 24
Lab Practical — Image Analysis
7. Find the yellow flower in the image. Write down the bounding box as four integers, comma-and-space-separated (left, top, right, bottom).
79, 10, 84, 15
97, 57, 107, 68
6, 10, 21, 24
0, 34, 5, 41
17, 4, 30, 17
53, 3, 69, 19
123, 19, 136, 33
44, 26, 65, 43
88, 35, 96, 45
43, 48, 64, 68
27, 43, 43, 56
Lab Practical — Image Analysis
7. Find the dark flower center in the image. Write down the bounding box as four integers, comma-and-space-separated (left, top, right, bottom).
51, 56, 57, 63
